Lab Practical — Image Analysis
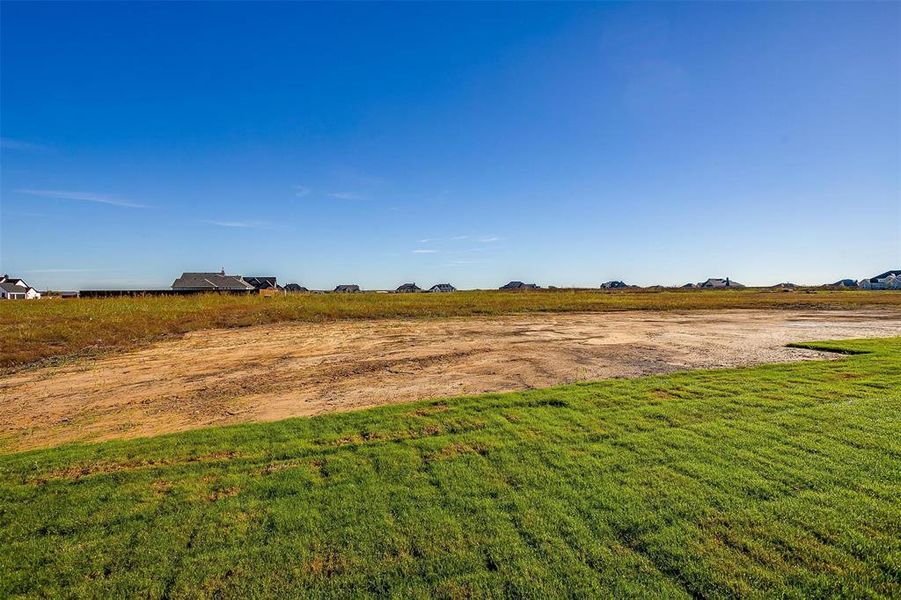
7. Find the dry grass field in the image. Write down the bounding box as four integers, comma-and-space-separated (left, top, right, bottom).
3, 288, 900, 370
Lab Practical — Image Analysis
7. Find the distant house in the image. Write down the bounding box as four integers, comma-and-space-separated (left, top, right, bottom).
831, 279, 858, 288
500, 281, 540, 290
428, 283, 456, 293
860, 270, 901, 290
171, 270, 255, 292
600, 280, 629, 289
334, 284, 361, 293
0, 275, 41, 300
771, 282, 796, 289
698, 277, 744, 289
681, 283, 697, 288
243, 276, 278, 291
283, 283, 308, 292
396, 283, 421, 293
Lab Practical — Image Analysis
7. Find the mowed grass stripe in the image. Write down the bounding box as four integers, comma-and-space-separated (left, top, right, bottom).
0, 338, 899, 598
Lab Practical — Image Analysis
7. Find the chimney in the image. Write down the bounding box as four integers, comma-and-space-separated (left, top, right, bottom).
220, 267, 225, 276
726, 277, 730, 286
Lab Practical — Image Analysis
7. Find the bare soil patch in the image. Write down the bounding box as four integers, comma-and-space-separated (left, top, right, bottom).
2, 308, 899, 452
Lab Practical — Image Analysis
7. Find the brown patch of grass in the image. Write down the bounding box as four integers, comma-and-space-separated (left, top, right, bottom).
425, 442, 490, 462
303, 551, 347, 578
151, 480, 173, 496
410, 402, 450, 417
207, 486, 241, 502
33, 450, 238, 483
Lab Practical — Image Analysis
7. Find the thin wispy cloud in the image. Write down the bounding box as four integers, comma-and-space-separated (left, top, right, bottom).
0, 137, 50, 151
417, 234, 494, 244
202, 219, 272, 229
16, 189, 149, 208
328, 192, 367, 201
449, 247, 491, 255
412, 249, 438, 254
293, 185, 311, 198
418, 234, 470, 243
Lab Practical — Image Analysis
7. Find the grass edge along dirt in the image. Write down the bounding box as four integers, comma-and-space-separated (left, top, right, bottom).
3, 288, 901, 370
1, 337, 899, 597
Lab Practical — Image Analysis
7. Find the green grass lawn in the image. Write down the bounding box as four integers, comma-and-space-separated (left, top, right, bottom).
1, 338, 899, 598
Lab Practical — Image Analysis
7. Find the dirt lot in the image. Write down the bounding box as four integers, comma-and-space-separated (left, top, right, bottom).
2, 308, 899, 451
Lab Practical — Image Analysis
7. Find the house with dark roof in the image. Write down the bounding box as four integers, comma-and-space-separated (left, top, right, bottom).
698, 277, 744, 289
0, 275, 41, 299
396, 283, 421, 293
243, 276, 278, 290
860, 270, 901, 290
600, 280, 629, 289
500, 281, 540, 290
283, 283, 308, 292
171, 270, 255, 292
830, 279, 858, 288
428, 283, 456, 292
334, 284, 361, 293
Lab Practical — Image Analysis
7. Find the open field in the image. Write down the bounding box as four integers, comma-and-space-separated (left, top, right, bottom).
3, 308, 900, 452
3, 289, 901, 370
1, 337, 898, 597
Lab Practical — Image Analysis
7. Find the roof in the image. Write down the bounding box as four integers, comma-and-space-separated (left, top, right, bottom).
334, 284, 361, 292
429, 283, 455, 291
600, 280, 628, 289
866, 270, 901, 283
171, 272, 255, 291
283, 283, 308, 292
243, 276, 277, 290
0, 277, 28, 288
699, 278, 744, 288
396, 283, 421, 292
500, 281, 539, 290
0, 282, 27, 294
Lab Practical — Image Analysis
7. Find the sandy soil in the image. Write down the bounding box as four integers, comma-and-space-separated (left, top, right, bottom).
2, 308, 899, 452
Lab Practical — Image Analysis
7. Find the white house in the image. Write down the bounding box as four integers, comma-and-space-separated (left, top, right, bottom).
0, 275, 41, 300
859, 270, 901, 290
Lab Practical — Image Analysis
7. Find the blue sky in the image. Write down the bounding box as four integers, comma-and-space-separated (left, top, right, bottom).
1, 2, 898, 290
